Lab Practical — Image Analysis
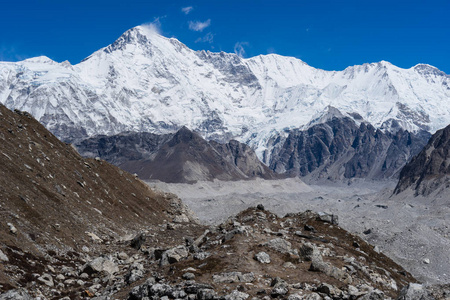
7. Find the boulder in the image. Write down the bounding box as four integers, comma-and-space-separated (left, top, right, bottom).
37, 273, 54, 287
160, 245, 189, 266
224, 290, 249, 300
254, 251, 271, 264
264, 238, 292, 254
0, 249, 8, 262
82, 256, 119, 275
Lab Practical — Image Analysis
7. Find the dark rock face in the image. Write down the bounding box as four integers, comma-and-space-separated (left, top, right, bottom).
395, 124, 450, 195
268, 117, 430, 181
76, 127, 276, 183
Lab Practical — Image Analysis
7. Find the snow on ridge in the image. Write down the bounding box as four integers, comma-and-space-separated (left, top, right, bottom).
0, 26, 450, 161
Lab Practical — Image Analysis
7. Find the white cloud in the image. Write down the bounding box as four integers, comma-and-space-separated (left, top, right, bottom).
234, 42, 249, 58
195, 32, 215, 44
142, 17, 164, 35
188, 19, 211, 32
182, 6, 193, 15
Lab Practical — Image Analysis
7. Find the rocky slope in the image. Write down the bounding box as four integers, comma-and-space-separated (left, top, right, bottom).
395, 123, 450, 195
1, 25, 449, 162
266, 109, 430, 181
76, 127, 276, 183
0, 104, 196, 296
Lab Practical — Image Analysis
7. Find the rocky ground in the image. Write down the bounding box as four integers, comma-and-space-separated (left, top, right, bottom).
4, 205, 443, 300
150, 178, 450, 286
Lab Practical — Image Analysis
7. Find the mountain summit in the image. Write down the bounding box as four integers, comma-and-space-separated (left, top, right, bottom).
1, 26, 449, 162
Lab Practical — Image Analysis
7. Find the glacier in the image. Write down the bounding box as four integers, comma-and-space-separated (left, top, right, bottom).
1, 25, 449, 161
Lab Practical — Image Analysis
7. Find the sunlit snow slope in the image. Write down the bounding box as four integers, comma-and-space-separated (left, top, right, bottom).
1, 26, 449, 160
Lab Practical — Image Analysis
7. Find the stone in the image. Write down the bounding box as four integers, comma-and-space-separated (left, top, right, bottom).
317, 212, 339, 225
271, 277, 289, 297
197, 289, 217, 300
80, 272, 89, 279
213, 272, 255, 283
283, 262, 296, 269
37, 273, 54, 287
130, 232, 146, 250
194, 252, 210, 260
302, 293, 323, 300
423, 258, 430, 264
224, 290, 249, 300
358, 290, 385, 300
257, 204, 265, 211
264, 238, 292, 254
316, 283, 334, 296
0, 289, 33, 300
254, 251, 271, 264
56, 274, 65, 281
300, 242, 320, 262
183, 272, 196, 280
7, 223, 17, 235
118, 252, 129, 260
82, 256, 119, 275
173, 214, 190, 223
161, 245, 189, 266
0, 250, 8, 262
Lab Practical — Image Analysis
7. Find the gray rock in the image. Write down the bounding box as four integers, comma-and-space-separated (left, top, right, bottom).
317, 212, 339, 225
7, 223, 17, 235
302, 293, 323, 300
161, 245, 189, 266
130, 232, 146, 250
183, 272, 196, 280
82, 256, 119, 275
197, 289, 217, 300
193, 251, 211, 260
300, 242, 320, 262
0, 250, 8, 262
0, 289, 33, 300
254, 251, 271, 264
359, 290, 385, 300
37, 273, 54, 287
224, 290, 249, 300
118, 252, 129, 261
271, 278, 289, 297
264, 237, 292, 254
213, 272, 255, 283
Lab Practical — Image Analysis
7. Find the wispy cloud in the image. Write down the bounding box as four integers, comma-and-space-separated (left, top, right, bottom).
195, 32, 215, 44
182, 6, 193, 15
234, 42, 249, 58
142, 16, 164, 35
188, 19, 211, 32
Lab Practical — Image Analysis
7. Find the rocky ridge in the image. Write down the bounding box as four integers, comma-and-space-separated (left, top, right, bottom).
266, 111, 431, 181
0, 104, 197, 296
76, 127, 276, 183
395, 123, 450, 196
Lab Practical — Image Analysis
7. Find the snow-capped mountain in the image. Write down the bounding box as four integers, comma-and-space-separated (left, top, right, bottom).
1, 25, 449, 161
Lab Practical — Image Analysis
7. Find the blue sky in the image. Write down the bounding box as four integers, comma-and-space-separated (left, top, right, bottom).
1, 0, 449, 73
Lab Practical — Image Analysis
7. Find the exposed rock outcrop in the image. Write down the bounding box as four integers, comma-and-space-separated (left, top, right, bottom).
395, 123, 450, 195
76, 126, 277, 183
268, 112, 430, 181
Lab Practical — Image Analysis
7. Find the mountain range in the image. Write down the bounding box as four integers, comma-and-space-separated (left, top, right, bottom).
1, 25, 449, 167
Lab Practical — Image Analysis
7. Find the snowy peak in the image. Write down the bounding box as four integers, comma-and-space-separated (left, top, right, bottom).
1, 26, 450, 163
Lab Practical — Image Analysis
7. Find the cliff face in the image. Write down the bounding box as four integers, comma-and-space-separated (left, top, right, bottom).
268, 116, 430, 181
395, 124, 450, 195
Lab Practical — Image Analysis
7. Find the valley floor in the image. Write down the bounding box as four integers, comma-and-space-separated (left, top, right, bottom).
148, 178, 450, 285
